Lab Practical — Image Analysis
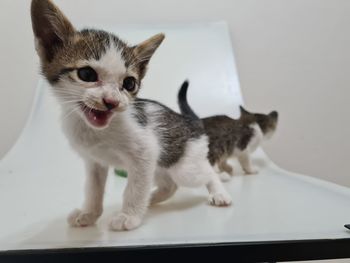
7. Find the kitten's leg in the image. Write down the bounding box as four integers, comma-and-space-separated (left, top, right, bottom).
110, 163, 155, 231
206, 166, 232, 206
217, 170, 231, 182
218, 160, 234, 176
238, 153, 258, 174
213, 162, 221, 173
215, 159, 232, 182
68, 161, 108, 227
150, 170, 177, 205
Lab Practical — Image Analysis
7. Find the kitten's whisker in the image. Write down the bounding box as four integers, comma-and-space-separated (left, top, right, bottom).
59, 100, 82, 106
54, 94, 82, 100
128, 55, 152, 68
62, 106, 80, 120
54, 90, 83, 96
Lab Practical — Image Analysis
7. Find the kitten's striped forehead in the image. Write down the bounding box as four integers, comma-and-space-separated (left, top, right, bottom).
45, 29, 136, 83
76, 29, 134, 64
89, 43, 127, 79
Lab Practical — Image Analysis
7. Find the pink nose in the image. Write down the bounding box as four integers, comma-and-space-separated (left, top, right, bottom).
103, 98, 119, 110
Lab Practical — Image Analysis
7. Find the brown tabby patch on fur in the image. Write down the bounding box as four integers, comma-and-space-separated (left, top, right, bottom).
239, 106, 278, 134
203, 116, 254, 165
203, 107, 278, 166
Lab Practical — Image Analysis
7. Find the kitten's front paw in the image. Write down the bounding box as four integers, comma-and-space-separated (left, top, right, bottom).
109, 213, 142, 231
67, 209, 100, 227
208, 192, 232, 207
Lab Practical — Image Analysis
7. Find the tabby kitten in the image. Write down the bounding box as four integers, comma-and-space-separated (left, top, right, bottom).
178, 81, 278, 181
31, 0, 231, 231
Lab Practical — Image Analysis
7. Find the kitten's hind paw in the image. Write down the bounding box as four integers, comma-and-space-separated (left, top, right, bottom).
208, 192, 232, 207
67, 209, 100, 227
109, 213, 142, 231
245, 168, 258, 175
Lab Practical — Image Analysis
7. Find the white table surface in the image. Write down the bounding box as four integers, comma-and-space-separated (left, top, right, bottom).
0, 22, 349, 251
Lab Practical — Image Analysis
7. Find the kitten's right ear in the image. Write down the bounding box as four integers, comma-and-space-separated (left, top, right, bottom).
31, 0, 75, 62
132, 33, 165, 79
239, 105, 250, 115
269, 111, 278, 120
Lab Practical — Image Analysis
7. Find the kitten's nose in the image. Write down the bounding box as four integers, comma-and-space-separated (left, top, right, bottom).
103, 98, 119, 110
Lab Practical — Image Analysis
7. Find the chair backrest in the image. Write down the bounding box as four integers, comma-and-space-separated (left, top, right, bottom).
1, 22, 244, 167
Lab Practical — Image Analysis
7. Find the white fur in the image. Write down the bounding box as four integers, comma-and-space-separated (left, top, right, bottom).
234, 123, 263, 175
216, 123, 265, 179
59, 47, 232, 230
64, 106, 159, 230
246, 123, 264, 153
65, 105, 231, 230
264, 129, 275, 140
167, 136, 212, 187
90, 42, 127, 79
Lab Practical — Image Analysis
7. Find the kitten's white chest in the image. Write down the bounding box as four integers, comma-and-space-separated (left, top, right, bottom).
62, 113, 131, 167
246, 123, 263, 153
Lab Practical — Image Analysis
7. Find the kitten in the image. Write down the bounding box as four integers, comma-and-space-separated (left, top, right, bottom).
178, 81, 278, 181
31, 0, 231, 231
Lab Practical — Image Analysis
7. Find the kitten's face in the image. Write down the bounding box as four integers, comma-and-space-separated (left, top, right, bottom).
31, 0, 164, 129
239, 106, 278, 139
253, 112, 278, 139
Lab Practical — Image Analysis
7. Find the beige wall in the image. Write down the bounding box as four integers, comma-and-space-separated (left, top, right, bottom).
0, 0, 349, 187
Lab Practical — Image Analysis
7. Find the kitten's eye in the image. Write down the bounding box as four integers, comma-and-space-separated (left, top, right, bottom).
123, 76, 136, 92
77, 67, 98, 82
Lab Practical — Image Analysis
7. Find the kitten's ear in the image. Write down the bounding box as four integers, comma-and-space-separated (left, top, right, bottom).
269, 111, 278, 120
239, 105, 250, 115
133, 33, 165, 78
31, 0, 76, 62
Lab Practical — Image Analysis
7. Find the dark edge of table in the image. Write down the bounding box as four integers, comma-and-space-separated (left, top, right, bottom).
1, 237, 350, 263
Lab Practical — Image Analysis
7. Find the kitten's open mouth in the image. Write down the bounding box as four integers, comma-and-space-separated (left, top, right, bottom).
80, 103, 114, 128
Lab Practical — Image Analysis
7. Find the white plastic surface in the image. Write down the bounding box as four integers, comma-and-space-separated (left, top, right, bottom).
0, 22, 349, 251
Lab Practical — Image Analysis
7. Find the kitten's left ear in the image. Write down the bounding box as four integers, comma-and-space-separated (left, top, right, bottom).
133, 33, 165, 78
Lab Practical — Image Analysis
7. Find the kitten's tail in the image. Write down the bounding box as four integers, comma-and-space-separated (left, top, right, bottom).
178, 80, 199, 120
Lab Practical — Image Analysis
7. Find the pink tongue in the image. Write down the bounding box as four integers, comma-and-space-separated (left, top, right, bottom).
85, 109, 110, 127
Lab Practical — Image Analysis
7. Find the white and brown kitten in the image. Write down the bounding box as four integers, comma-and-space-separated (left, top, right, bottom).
31, 0, 231, 231
178, 81, 278, 181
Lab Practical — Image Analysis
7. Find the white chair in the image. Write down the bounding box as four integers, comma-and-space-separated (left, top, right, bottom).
0, 22, 349, 261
